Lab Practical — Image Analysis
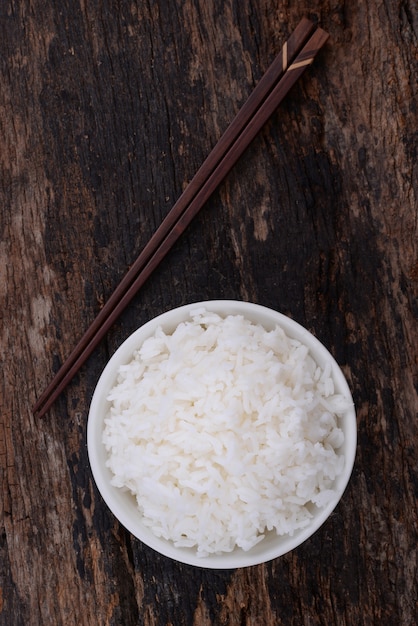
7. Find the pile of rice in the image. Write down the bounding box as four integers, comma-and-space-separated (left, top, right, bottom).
103, 308, 350, 556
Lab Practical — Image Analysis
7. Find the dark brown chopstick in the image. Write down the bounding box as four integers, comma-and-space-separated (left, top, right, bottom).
33, 20, 328, 417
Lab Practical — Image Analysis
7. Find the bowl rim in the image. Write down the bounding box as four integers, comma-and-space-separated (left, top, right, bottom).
87, 300, 357, 568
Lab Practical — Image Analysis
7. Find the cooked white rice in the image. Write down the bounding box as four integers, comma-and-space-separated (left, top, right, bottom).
103, 308, 350, 556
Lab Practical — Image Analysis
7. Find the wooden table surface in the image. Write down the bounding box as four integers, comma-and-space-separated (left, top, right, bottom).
1, 1, 417, 624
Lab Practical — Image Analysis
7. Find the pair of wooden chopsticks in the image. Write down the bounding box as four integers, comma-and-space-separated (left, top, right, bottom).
33, 18, 329, 417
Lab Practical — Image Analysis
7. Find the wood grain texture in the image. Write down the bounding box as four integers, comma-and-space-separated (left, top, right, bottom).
1, 0, 417, 624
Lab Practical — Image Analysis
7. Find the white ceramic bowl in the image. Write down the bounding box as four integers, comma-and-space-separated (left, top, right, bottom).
87, 300, 356, 568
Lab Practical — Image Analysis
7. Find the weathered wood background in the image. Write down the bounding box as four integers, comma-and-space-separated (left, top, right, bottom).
1, 0, 417, 624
